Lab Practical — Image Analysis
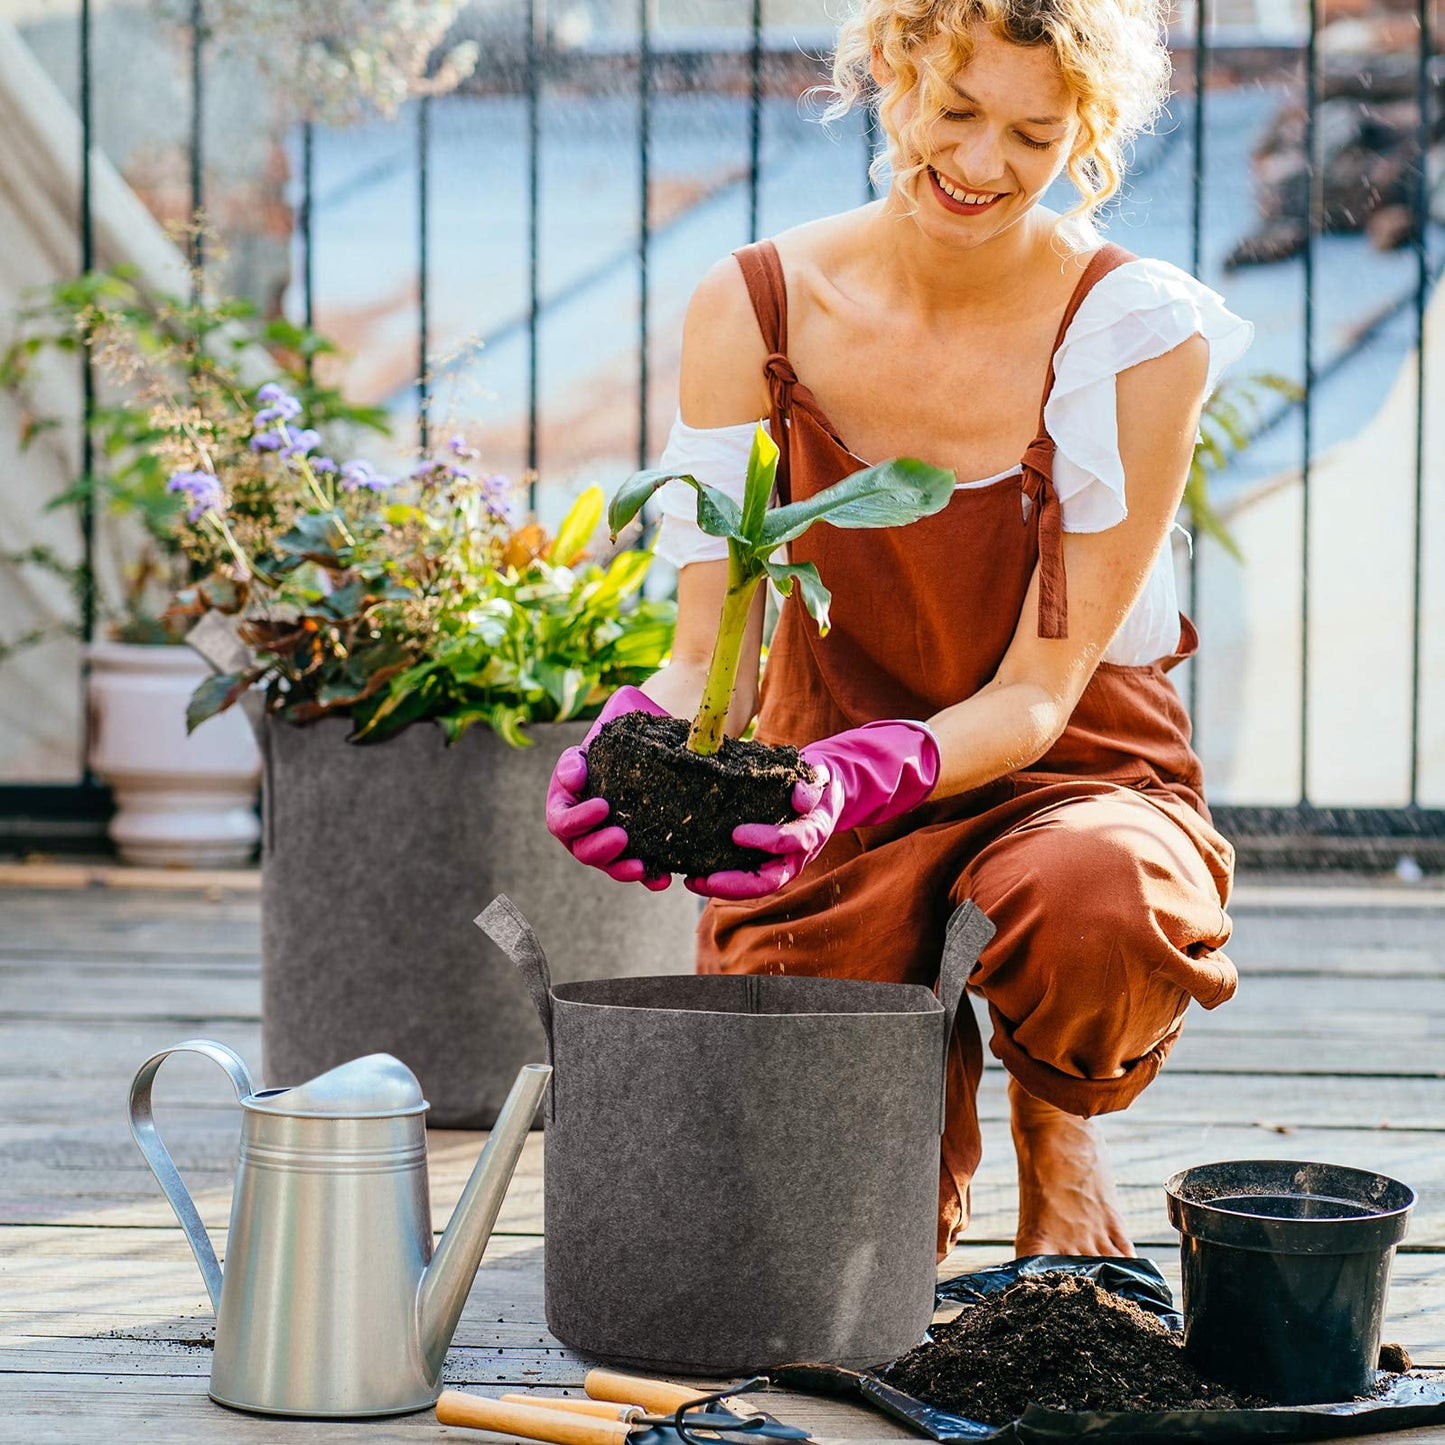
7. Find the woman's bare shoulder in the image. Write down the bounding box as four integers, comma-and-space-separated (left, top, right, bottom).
678, 210, 874, 424
678, 253, 770, 427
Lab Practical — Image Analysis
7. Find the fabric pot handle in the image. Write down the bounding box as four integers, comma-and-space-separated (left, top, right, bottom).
476, 894, 557, 1119
936, 901, 996, 1133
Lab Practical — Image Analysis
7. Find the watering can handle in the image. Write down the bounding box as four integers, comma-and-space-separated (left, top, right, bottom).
127, 1039, 256, 1312
936, 901, 996, 1134
476, 895, 556, 1119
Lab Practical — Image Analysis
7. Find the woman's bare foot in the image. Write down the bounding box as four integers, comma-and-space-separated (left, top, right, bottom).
1009, 1076, 1135, 1257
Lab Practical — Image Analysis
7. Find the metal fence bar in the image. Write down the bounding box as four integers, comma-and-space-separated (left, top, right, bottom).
417, 94, 431, 454
1299, 0, 1319, 807
526, 0, 541, 503
189, 0, 204, 283
1186, 0, 1207, 729
1408, 0, 1432, 807
637, 0, 652, 469
78, 0, 96, 660
301, 121, 315, 383
748, 0, 763, 243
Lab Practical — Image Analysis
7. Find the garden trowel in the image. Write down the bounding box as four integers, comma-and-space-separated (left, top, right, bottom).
437, 1369, 819, 1445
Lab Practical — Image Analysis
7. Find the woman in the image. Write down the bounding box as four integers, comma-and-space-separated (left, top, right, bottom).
548, 0, 1251, 1261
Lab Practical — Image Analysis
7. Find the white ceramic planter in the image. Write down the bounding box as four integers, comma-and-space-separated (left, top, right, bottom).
87, 641, 262, 867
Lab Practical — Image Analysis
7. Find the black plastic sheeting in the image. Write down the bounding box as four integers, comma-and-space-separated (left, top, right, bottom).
769, 1256, 1445, 1443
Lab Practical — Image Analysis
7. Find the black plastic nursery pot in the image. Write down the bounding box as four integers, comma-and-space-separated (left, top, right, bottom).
1166, 1159, 1416, 1406
476, 893, 997, 1374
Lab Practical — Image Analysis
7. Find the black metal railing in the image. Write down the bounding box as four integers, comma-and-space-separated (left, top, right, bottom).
2, 0, 1441, 868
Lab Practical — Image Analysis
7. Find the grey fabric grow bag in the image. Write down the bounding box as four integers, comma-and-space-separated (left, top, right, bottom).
477, 893, 997, 1374
261, 716, 697, 1126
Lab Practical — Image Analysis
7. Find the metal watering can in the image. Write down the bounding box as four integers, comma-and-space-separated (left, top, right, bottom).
128, 1039, 551, 1417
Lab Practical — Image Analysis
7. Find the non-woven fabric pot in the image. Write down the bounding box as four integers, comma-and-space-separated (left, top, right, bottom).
477, 892, 997, 1373
261, 716, 698, 1127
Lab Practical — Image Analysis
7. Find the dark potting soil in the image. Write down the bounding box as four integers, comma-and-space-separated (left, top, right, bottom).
882, 1274, 1265, 1425
583, 711, 814, 877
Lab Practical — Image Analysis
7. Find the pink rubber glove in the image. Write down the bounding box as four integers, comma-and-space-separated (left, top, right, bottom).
546, 685, 672, 891
685, 719, 941, 902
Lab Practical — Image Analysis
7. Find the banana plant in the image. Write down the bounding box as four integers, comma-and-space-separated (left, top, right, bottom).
609, 424, 955, 756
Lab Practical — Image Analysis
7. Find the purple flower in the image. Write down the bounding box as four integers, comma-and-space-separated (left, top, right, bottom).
446, 434, 480, 461
339, 460, 394, 493
311, 456, 338, 475
409, 457, 467, 485
166, 469, 224, 522
281, 427, 321, 458
249, 431, 284, 452
254, 383, 302, 428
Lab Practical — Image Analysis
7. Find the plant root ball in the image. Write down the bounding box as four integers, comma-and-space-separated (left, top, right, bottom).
583, 711, 813, 878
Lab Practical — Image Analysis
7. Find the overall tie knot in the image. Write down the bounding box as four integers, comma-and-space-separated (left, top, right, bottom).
765, 352, 797, 412
1021, 433, 1056, 480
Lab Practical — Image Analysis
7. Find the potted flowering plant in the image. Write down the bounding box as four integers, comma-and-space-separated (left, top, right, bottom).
0, 267, 386, 864
152, 380, 696, 1125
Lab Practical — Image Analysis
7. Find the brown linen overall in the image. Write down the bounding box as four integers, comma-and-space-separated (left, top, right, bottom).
695, 239, 1237, 1254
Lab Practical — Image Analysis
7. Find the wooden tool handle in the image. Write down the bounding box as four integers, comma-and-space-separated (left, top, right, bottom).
500, 1395, 641, 1421
437, 1390, 635, 1445
584, 1369, 710, 1414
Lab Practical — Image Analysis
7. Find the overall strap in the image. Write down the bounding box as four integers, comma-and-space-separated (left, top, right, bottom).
732, 240, 799, 503
1021, 242, 1135, 640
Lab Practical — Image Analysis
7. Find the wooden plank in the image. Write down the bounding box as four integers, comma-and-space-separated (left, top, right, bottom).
1230, 881, 1445, 911
0, 968, 262, 1020
0, 1379, 902, 1445
0, 1049, 1439, 1241
4, 1225, 1442, 1360
5, 1229, 1440, 1358
0, 893, 262, 957
3, 1071, 1442, 1144
8, 963, 1445, 1028
0, 863, 260, 891
7, 1001, 1445, 1097
0, 1018, 262, 1086
1, 1107, 1441, 1245
1182, 974, 1445, 1031
4, 1065, 1441, 1130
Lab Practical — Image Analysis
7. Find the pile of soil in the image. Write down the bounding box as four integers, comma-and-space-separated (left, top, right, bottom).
584, 711, 812, 877
882, 1274, 1265, 1425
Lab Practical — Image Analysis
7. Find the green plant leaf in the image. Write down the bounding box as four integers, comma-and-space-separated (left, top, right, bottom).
607, 469, 745, 543
275, 511, 350, 565
740, 422, 777, 541
763, 559, 832, 634
588, 547, 654, 610
185, 672, 250, 733
550, 486, 604, 567
759, 457, 955, 549
488, 703, 533, 748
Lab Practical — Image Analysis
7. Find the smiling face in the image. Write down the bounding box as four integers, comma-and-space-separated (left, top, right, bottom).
871, 26, 1080, 247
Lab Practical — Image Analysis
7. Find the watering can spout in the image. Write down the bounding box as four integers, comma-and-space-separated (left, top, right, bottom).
417, 1063, 551, 1377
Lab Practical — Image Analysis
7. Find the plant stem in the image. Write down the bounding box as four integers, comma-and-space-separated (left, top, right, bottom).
687, 550, 760, 756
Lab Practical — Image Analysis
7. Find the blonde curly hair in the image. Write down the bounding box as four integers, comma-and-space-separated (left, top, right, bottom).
825, 0, 1171, 224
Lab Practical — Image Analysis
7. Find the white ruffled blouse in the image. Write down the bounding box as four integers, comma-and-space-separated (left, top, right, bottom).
651, 256, 1253, 668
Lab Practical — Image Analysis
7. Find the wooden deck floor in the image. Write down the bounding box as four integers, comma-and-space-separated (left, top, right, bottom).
2, 874, 1444, 1443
